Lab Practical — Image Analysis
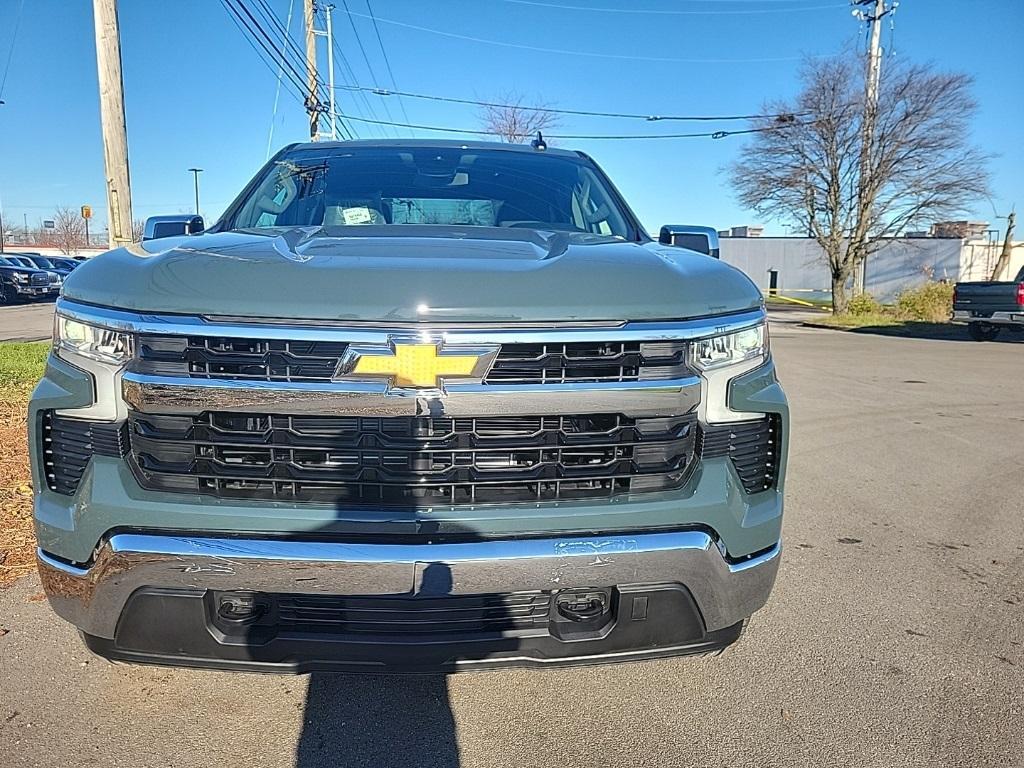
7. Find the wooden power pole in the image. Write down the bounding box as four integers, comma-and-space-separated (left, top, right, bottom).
990, 210, 1016, 281
303, 0, 320, 140
92, 0, 133, 248
852, 0, 892, 296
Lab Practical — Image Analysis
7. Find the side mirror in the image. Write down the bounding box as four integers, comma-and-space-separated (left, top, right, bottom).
659, 225, 720, 259
142, 215, 205, 241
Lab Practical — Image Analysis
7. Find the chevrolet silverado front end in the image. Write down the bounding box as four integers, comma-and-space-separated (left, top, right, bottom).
30, 140, 787, 672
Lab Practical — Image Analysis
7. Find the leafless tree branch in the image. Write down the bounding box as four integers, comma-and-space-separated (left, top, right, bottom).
729, 54, 990, 312
479, 91, 561, 144
51, 207, 87, 255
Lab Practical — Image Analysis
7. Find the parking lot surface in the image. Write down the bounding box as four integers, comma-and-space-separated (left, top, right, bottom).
0, 302, 55, 342
1, 322, 1021, 768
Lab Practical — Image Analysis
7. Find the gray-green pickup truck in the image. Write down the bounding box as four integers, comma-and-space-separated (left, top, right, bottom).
30, 140, 787, 672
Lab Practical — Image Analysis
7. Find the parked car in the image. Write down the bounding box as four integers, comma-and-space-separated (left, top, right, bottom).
17, 253, 78, 279
50, 257, 82, 272
0, 255, 60, 303
952, 265, 1024, 340
30, 139, 787, 673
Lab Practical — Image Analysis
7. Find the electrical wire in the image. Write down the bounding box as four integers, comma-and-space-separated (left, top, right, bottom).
333, 111, 810, 140
339, 0, 399, 134
221, 0, 329, 136
323, 3, 395, 138
250, 0, 358, 139
366, 0, 412, 130
335, 84, 807, 123
495, 0, 848, 15
342, 10, 815, 63
233, 0, 314, 98
266, 0, 296, 159
251, 0, 354, 139
0, 0, 26, 101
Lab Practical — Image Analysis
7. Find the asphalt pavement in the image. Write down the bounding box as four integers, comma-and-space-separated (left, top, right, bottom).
0, 301, 56, 342
1, 321, 1022, 768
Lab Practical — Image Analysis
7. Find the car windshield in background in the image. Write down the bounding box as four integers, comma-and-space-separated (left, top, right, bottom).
226, 147, 634, 239
28, 256, 55, 269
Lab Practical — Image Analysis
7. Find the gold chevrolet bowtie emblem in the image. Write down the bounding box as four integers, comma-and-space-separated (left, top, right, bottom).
337, 341, 499, 389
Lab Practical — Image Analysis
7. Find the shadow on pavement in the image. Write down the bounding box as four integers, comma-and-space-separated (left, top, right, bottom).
835, 322, 1024, 343
288, 559, 515, 767
296, 673, 460, 768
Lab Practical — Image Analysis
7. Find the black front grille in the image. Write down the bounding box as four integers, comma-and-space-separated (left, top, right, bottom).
136, 335, 350, 383
487, 341, 689, 384
41, 412, 129, 495
268, 591, 553, 636
699, 416, 780, 493
30, 272, 49, 286
128, 411, 698, 505
134, 335, 691, 385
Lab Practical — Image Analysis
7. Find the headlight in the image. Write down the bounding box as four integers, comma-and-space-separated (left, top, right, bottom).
12, 272, 29, 283
54, 314, 134, 366
690, 323, 768, 371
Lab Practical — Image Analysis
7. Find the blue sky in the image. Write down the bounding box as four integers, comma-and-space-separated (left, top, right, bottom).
0, 0, 1021, 238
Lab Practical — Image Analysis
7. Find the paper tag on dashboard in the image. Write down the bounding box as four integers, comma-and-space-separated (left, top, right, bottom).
342, 207, 373, 225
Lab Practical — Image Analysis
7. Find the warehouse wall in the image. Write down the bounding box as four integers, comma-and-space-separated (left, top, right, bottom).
718, 237, 967, 302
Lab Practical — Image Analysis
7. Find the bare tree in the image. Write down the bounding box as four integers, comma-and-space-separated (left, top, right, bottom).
479, 92, 560, 144
729, 55, 989, 313
131, 218, 145, 243
51, 206, 87, 255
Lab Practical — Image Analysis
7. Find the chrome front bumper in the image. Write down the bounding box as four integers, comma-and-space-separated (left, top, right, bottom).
38, 530, 781, 640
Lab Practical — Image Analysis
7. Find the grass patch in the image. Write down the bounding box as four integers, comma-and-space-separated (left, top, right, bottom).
812, 312, 903, 329
0, 342, 47, 587
0, 342, 49, 395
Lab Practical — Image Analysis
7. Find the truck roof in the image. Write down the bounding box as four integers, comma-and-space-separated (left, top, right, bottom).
283, 138, 584, 159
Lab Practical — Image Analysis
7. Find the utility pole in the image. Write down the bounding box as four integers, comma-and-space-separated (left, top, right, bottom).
188, 168, 203, 215
92, 0, 134, 249
324, 4, 337, 140
303, 0, 321, 140
851, 0, 895, 295
989, 210, 1016, 281
303, 1, 339, 141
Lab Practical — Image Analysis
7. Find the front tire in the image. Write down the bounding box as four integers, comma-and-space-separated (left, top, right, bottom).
967, 322, 1000, 341
0, 283, 19, 305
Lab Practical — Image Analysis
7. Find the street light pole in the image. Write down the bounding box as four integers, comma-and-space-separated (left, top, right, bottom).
188, 168, 203, 215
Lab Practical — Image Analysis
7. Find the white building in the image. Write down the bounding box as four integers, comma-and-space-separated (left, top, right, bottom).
718, 236, 1023, 302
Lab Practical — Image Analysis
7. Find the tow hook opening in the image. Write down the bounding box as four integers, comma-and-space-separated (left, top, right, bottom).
215, 592, 268, 625
550, 588, 614, 641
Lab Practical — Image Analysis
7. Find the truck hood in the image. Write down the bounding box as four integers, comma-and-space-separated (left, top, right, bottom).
62, 226, 762, 323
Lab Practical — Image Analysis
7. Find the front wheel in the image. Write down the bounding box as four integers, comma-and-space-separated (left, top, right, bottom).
967, 322, 1000, 341
0, 283, 19, 306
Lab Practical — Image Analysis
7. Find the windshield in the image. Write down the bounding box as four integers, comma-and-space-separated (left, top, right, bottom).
225, 146, 635, 239
28, 256, 55, 268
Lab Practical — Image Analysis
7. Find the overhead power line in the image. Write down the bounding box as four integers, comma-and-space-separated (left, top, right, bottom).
221, 0, 312, 107
324, 2, 396, 138
495, 0, 848, 15
0, 0, 26, 101
344, 9, 817, 63
221, 0, 346, 138
332, 111, 810, 140
335, 84, 808, 123
366, 0, 411, 129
